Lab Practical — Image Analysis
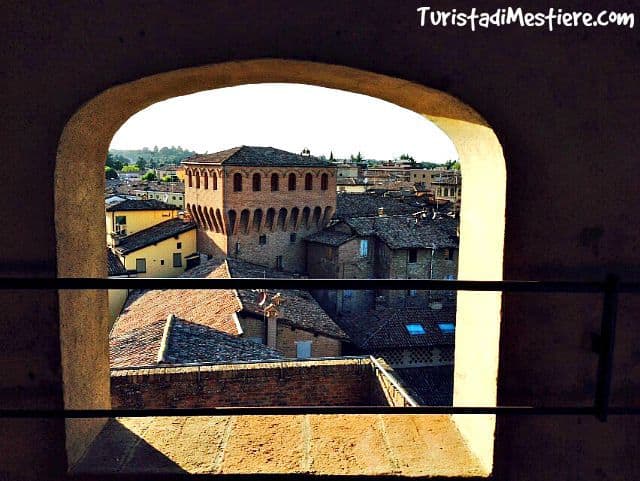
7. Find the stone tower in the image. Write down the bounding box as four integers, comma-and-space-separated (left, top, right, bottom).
182, 146, 336, 272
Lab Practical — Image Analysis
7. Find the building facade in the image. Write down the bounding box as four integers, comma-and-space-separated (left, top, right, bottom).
182, 146, 336, 272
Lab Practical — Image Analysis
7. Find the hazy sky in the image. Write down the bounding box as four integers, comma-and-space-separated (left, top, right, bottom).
110, 83, 458, 163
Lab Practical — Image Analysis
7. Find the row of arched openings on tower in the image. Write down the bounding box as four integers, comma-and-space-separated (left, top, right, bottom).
186, 204, 334, 236
187, 170, 329, 192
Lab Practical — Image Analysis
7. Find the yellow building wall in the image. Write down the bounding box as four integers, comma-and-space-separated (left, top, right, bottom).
117, 228, 197, 278
105, 208, 178, 242
107, 288, 129, 329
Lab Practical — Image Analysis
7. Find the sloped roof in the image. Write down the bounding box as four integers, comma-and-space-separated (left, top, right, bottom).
335, 193, 424, 219
113, 218, 196, 255
226, 258, 350, 341
181, 146, 334, 168
304, 229, 355, 247
395, 366, 454, 406
337, 303, 456, 351
106, 199, 179, 211
343, 214, 458, 249
107, 249, 127, 276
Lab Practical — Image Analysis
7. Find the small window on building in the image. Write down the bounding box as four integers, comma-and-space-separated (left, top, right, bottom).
406, 323, 426, 335
304, 173, 313, 190
173, 253, 182, 267
275, 255, 283, 271
259, 234, 267, 245
290, 233, 297, 243
252, 173, 261, 191
115, 215, 127, 225
437, 322, 455, 334
288, 173, 296, 191
444, 248, 454, 260
343, 289, 353, 298
408, 289, 417, 297
359, 239, 368, 257
321, 173, 328, 190
408, 249, 418, 263
176, 242, 182, 249
172, 196, 176, 200
233, 173, 242, 192
135, 258, 146, 273
160, 259, 165, 265
271, 173, 279, 191
296, 340, 312, 358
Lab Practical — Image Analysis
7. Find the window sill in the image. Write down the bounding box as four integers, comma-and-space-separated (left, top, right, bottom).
72, 414, 487, 478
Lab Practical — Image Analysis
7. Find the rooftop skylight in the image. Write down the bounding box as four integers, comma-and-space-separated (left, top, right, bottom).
405, 323, 426, 335
437, 322, 455, 334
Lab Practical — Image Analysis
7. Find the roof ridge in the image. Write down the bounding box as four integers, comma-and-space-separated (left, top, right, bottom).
223, 259, 245, 315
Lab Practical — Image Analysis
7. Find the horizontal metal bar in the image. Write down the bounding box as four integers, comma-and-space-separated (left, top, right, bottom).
1, 406, 639, 418
0, 277, 634, 292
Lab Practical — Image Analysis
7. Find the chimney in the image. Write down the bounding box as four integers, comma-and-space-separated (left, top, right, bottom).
377, 207, 385, 217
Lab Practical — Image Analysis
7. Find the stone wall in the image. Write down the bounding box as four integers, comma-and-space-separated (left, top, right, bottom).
111, 358, 413, 409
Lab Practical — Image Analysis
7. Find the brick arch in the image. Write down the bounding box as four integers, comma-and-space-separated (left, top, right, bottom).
209, 207, 220, 232
252, 208, 263, 233
311, 206, 322, 227
321, 173, 329, 191
287, 172, 297, 191
215, 208, 225, 234
301, 206, 311, 230
252, 172, 261, 192
233, 172, 242, 192
226, 209, 237, 235
265, 208, 276, 231
198, 205, 210, 230
289, 207, 300, 231
277, 207, 288, 231
187, 169, 193, 187
239, 209, 250, 235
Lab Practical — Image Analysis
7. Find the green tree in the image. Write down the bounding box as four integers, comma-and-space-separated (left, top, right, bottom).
350, 152, 364, 162
136, 157, 147, 170
105, 166, 118, 179
161, 175, 173, 182
106, 153, 124, 171
142, 171, 157, 181
122, 165, 140, 173
329, 151, 334, 161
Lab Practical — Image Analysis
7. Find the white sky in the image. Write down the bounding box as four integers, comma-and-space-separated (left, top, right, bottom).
110, 83, 458, 163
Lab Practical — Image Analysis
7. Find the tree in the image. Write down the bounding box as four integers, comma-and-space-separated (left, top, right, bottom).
142, 171, 157, 181
444, 159, 461, 170
161, 175, 173, 182
329, 151, 334, 161
122, 165, 140, 173
136, 157, 147, 170
105, 166, 118, 179
106, 153, 124, 171
350, 152, 364, 162
399, 153, 416, 167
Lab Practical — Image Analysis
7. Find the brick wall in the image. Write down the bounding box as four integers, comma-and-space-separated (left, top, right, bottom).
275, 323, 342, 358
110, 358, 416, 408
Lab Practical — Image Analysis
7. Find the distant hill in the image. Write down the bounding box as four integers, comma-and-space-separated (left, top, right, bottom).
109, 146, 198, 167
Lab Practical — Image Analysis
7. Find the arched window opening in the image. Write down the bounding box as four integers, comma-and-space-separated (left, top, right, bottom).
277, 208, 288, 231
271, 173, 279, 191
202, 206, 213, 231
226, 209, 237, 235
233, 172, 242, 192
213, 172, 218, 190
305, 173, 313, 190
288, 173, 296, 191
203, 172, 208, 189
187, 170, 193, 187
195, 171, 200, 189
265, 208, 276, 231
252, 173, 261, 191
321, 173, 328, 190
301, 206, 311, 230
252, 209, 263, 233
311, 206, 322, 227
289, 207, 300, 231
239, 209, 250, 235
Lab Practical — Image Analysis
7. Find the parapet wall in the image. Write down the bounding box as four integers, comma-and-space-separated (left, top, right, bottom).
111, 357, 417, 408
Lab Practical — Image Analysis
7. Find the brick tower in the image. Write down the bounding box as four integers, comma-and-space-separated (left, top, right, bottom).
182, 146, 336, 272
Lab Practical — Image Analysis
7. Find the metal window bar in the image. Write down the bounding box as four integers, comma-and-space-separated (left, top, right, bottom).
0, 275, 635, 421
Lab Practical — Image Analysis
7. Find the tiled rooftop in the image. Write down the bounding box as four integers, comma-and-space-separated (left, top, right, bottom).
113, 218, 196, 255
106, 248, 127, 276
304, 228, 355, 246
181, 146, 334, 168
105, 198, 179, 211
395, 366, 454, 406
335, 192, 422, 219
338, 304, 456, 351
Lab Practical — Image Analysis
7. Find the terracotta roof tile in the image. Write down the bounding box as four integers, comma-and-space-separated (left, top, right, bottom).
182, 146, 333, 168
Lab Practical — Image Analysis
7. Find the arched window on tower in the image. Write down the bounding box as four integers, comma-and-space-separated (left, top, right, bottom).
233, 173, 242, 192
195, 171, 200, 189
252, 173, 261, 191
288, 173, 296, 191
305, 173, 313, 190
188, 170, 193, 187
203, 172, 208, 189
271, 173, 279, 191
213, 172, 218, 190
321, 173, 328, 190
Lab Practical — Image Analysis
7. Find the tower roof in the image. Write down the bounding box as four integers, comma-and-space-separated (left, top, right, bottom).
181, 146, 334, 168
